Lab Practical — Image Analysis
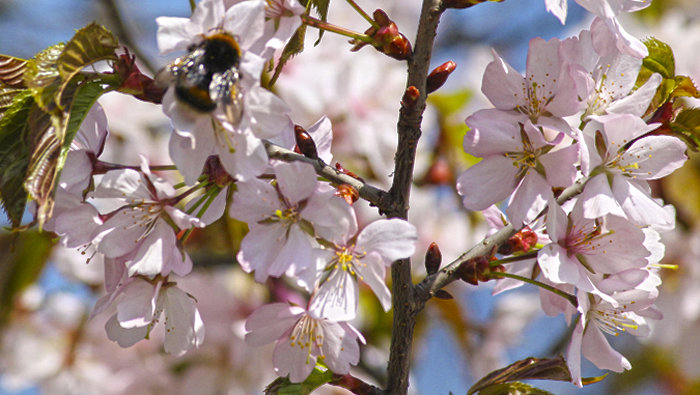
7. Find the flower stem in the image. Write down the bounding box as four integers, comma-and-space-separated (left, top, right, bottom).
188, 0, 196, 12
301, 14, 374, 44
490, 250, 539, 267
345, 0, 379, 28
490, 271, 578, 307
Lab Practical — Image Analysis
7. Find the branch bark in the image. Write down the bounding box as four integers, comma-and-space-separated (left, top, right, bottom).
385, 0, 444, 393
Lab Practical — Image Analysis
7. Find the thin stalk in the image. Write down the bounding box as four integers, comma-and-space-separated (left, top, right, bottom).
490, 250, 539, 267
301, 14, 374, 44
490, 271, 577, 307
189, 0, 196, 12
345, 0, 379, 28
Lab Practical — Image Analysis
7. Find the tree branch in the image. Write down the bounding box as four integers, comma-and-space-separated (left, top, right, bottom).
385, 0, 444, 393
263, 140, 391, 210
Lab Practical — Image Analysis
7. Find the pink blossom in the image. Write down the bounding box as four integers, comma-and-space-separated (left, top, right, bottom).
309, 218, 418, 320
244, 302, 365, 382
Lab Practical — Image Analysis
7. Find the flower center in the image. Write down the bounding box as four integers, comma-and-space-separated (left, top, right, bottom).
289, 315, 325, 364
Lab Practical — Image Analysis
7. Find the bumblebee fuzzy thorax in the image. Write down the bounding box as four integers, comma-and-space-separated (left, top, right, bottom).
162, 31, 244, 122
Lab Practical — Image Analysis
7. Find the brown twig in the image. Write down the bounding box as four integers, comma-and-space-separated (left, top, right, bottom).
385, 0, 445, 393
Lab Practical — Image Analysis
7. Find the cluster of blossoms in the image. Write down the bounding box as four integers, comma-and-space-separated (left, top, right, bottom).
18, 0, 697, 390
456, 12, 686, 385
43, 0, 419, 383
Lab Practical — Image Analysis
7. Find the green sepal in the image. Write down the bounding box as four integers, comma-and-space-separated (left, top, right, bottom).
264, 365, 335, 395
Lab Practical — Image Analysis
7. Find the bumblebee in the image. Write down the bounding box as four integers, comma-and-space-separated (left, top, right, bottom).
158, 30, 244, 124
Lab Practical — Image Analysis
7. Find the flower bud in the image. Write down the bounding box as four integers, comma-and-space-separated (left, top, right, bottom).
424, 242, 442, 275
114, 49, 165, 104
336, 184, 359, 205
294, 125, 319, 160
335, 162, 365, 183
426, 61, 456, 94
401, 86, 420, 109
498, 226, 538, 255
203, 155, 235, 186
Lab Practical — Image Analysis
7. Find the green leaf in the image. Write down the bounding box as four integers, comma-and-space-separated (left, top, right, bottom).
310, 0, 330, 44
269, 25, 307, 86
670, 107, 700, 151
0, 86, 26, 117
468, 356, 572, 395
671, 75, 700, 99
24, 80, 108, 228
0, 55, 28, 88
0, 91, 34, 227
477, 382, 554, 395
639, 38, 675, 80
264, 365, 335, 394
56, 23, 118, 104
0, 230, 54, 327
23, 43, 65, 112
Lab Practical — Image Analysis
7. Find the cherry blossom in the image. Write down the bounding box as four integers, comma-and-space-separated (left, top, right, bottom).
229, 161, 357, 287
103, 277, 205, 357
244, 302, 365, 382
456, 113, 578, 226
308, 218, 418, 320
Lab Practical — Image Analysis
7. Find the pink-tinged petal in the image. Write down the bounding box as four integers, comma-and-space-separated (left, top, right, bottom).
222, 0, 266, 50
539, 282, 575, 317
237, 225, 284, 280
216, 129, 268, 182
187, 185, 228, 225
164, 206, 205, 229
596, 269, 649, 294
72, 103, 108, 154
547, 64, 587, 118
273, 330, 317, 382
526, 37, 561, 91
356, 219, 417, 262
580, 174, 625, 219
60, 151, 92, 194
612, 178, 674, 227
492, 259, 536, 294
321, 323, 360, 375
53, 203, 102, 248
105, 314, 148, 348
228, 178, 278, 223
581, 324, 631, 372
169, 130, 212, 186
604, 17, 648, 58
268, 225, 314, 278
306, 116, 334, 163
481, 50, 528, 110
97, 211, 149, 258
155, 17, 198, 54
170, 246, 193, 277
245, 303, 303, 346
507, 172, 551, 226
456, 156, 520, 211
607, 73, 662, 117
620, 136, 687, 180
125, 221, 176, 277
246, 85, 291, 139
115, 279, 159, 328
567, 318, 585, 387
545, 0, 568, 24
161, 286, 205, 356
309, 270, 358, 321
103, 257, 127, 294
545, 201, 569, 243
355, 253, 392, 311
536, 114, 578, 138
464, 110, 524, 156
304, 189, 357, 243
538, 244, 582, 286
274, 161, 316, 204
596, 114, 659, 151
92, 169, 150, 200
539, 144, 579, 187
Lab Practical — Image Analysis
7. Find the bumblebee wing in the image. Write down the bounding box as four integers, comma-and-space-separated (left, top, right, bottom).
210, 69, 243, 125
